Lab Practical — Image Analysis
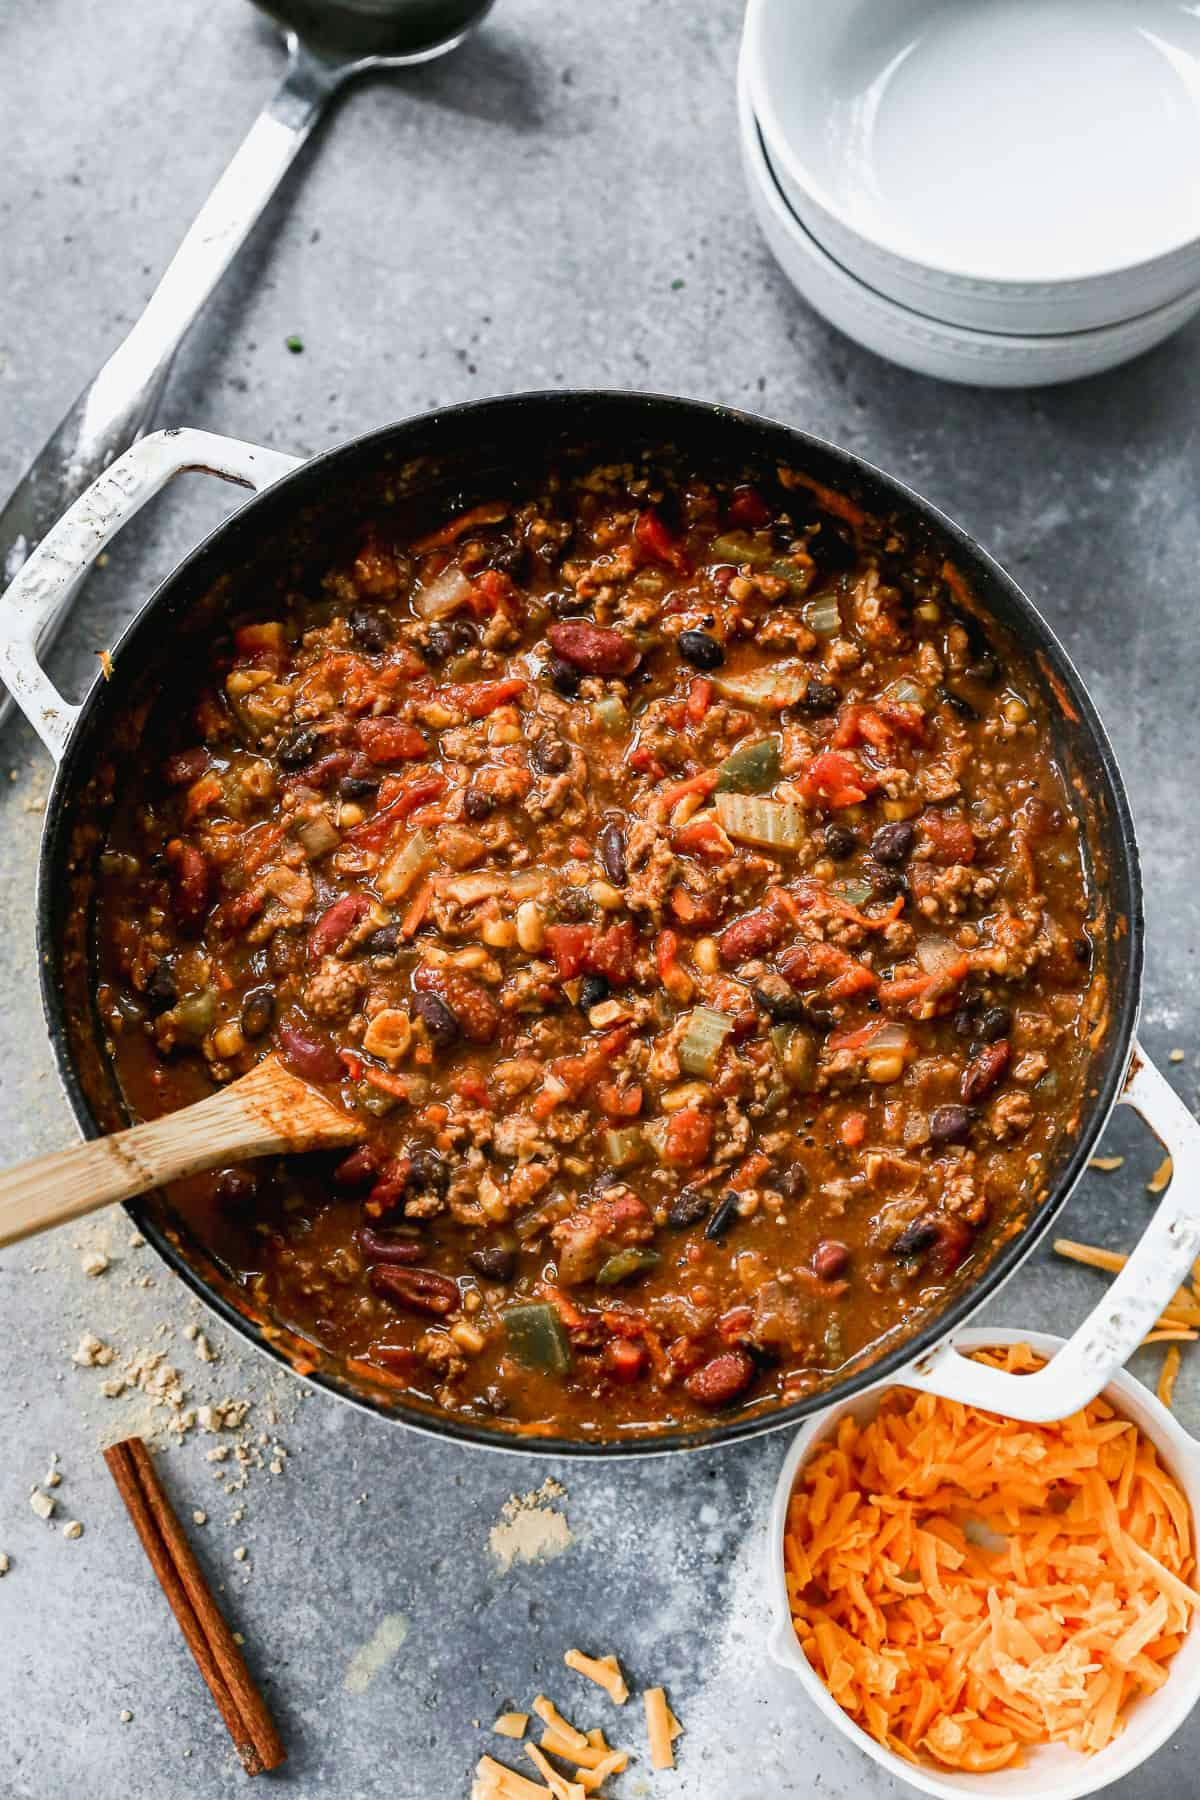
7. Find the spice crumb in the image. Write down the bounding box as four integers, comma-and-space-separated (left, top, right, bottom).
62, 1521, 83, 1540
128, 1232, 146, 1248
232, 1632, 245, 1646
119, 1710, 133, 1724
285, 334, 304, 354
183, 1323, 199, 1341
30, 1490, 55, 1520
81, 1250, 109, 1277
193, 1510, 207, 1526
44, 1469, 62, 1488
1169, 1048, 1185, 1063
72, 1332, 114, 1367
0, 1553, 9, 1575
233, 1546, 248, 1562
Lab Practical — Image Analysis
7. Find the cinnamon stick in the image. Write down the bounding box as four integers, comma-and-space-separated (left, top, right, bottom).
103, 1436, 285, 1775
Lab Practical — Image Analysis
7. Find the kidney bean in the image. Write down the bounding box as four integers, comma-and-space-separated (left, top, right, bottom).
929, 1103, 973, 1145
363, 1156, 413, 1220
598, 819, 627, 885
277, 1021, 343, 1085
813, 1239, 850, 1280
547, 621, 640, 677
604, 1337, 650, 1382
468, 1245, 516, 1282
530, 734, 571, 774
165, 839, 210, 934
355, 1226, 424, 1264
355, 717, 429, 764
892, 1216, 940, 1260
411, 989, 460, 1049
413, 966, 500, 1045
823, 822, 857, 859
961, 1039, 1010, 1103
144, 958, 178, 1015
871, 820, 915, 865
301, 750, 355, 790
309, 892, 371, 962
718, 907, 786, 965
239, 986, 274, 1040
463, 786, 494, 821
335, 1146, 382, 1187
163, 747, 210, 787
214, 1168, 258, 1209
728, 484, 773, 528
777, 1164, 808, 1201
547, 656, 581, 696
683, 1348, 755, 1408
369, 1264, 459, 1316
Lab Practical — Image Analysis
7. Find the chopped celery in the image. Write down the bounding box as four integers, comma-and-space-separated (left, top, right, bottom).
716, 792, 805, 851
604, 1126, 648, 1170
769, 1023, 817, 1090
503, 1303, 571, 1374
885, 677, 927, 708
767, 557, 810, 596
709, 530, 772, 567
715, 736, 781, 794
595, 1248, 660, 1286
172, 990, 217, 1043
593, 695, 628, 733
677, 1006, 733, 1078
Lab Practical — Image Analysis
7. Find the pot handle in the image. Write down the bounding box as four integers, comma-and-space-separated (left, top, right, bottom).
0, 428, 303, 763
905, 1044, 1200, 1422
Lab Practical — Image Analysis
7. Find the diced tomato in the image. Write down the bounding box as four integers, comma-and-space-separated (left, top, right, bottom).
919, 809, 977, 865
840, 1110, 868, 1148
183, 771, 224, 824
798, 750, 875, 809
355, 717, 429, 764
634, 508, 690, 574
662, 1106, 713, 1169
673, 817, 733, 861
668, 885, 722, 929
832, 705, 894, 752
655, 928, 694, 1003
454, 1071, 492, 1108
727, 484, 773, 529
603, 1337, 649, 1382
826, 962, 878, 1001
719, 907, 786, 965
164, 839, 210, 933
597, 1081, 643, 1119
346, 773, 446, 847
686, 676, 713, 723
438, 677, 527, 719
588, 920, 637, 984
718, 1304, 755, 1343
878, 701, 928, 742
545, 923, 592, 979
308, 891, 371, 961
628, 744, 666, 780
233, 621, 287, 673
469, 567, 523, 622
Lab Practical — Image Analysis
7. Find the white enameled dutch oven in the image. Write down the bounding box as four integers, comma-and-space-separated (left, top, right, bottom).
767, 1327, 1200, 1799
0, 397, 1198, 1456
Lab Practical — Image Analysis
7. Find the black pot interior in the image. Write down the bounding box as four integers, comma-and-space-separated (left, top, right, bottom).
39, 391, 1143, 1455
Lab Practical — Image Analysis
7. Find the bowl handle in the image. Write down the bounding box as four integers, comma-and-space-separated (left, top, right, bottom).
0, 428, 302, 763
905, 1045, 1200, 1421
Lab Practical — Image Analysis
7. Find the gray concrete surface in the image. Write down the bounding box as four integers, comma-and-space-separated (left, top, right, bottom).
2, 1, 1199, 1795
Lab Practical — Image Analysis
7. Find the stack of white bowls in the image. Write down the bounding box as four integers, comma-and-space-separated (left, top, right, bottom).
741, 0, 1200, 386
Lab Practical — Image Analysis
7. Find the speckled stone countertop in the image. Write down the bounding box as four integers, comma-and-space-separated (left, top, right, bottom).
2, 2, 1199, 1795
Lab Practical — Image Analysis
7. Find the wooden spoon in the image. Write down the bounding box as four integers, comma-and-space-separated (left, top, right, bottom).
0, 1057, 364, 1251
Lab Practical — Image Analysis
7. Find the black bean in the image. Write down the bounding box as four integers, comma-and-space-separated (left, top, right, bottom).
753, 974, 809, 1023
953, 993, 982, 1036
704, 1192, 740, 1242
239, 986, 274, 1039
426, 620, 477, 663
463, 786, 494, 821
412, 990, 460, 1048
938, 684, 977, 720
339, 772, 379, 799
277, 728, 318, 769
550, 589, 590, 618
144, 958, 178, 1015
803, 1006, 837, 1033
871, 820, 915, 865
776, 1163, 808, 1201
349, 606, 394, 653
408, 1148, 450, 1198
667, 1188, 712, 1229
489, 541, 529, 582
531, 734, 571, 774
976, 1005, 1012, 1044
800, 680, 841, 714
807, 516, 858, 577
677, 629, 725, 670
599, 820, 627, 886
892, 1216, 940, 1259
468, 1245, 516, 1282
865, 863, 908, 900
823, 822, 857, 859
1074, 934, 1093, 965
929, 1104, 973, 1145
557, 887, 592, 921
215, 1167, 258, 1209
361, 924, 401, 957
548, 656, 581, 697
579, 973, 610, 1010
964, 653, 1001, 684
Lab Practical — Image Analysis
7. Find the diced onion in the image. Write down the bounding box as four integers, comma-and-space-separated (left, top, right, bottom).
377, 827, 434, 902
886, 677, 927, 708
715, 791, 805, 850
863, 1021, 913, 1053
677, 1007, 733, 1078
916, 935, 962, 974
713, 665, 809, 710
603, 1126, 647, 1169
802, 594, 841, 635
414, 564, 473, 620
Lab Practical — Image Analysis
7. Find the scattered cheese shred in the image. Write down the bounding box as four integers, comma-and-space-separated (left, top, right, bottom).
526, 1743, 584, 1800
1159, 1345, 1182, 1410
533, 1697, 587, 1751
494, 1714, 530, 1740
563, 1650, 629, 1705
474, 1753, 552, 1799
784, 1343, 1199, 1771
643, 1687, 680, 1771
1148, 1154, 1174, 1195
1089, 1155, 1125, 1172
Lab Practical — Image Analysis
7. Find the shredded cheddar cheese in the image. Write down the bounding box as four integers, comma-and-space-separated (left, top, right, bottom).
532, 1697, 587, 1751
643, 1686, 682, 1771
1159, 1345, 1182, 1410
784, 1344, 1198, 1771
494, 1714, 529, 1740
1148, 1154, 1174, 1195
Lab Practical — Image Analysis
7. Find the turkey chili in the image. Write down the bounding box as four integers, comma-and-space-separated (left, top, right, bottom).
93, 460, 1096, 1436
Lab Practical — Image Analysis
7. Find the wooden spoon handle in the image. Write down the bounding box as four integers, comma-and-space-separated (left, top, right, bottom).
0, 1058, 362, 1250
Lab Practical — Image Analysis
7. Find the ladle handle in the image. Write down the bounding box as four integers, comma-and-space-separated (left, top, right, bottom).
0, 39, 338, 733
0, 1058, 362, 1250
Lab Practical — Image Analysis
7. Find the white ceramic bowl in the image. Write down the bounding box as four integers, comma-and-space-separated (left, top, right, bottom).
737, 52, 1200, 387
744, 0, 1200, 335
766, 1327, 1200, 1800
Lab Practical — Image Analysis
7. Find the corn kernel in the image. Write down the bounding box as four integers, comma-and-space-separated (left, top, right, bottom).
213, 1022, 245, 1060
1003, 697, 1030, 725
916, 600, 941, 622
589, 880, 623, 911
516, 900, 544, 953
867, 1051, 906, 1084
482, 916, 517, 949
693, 936, 720, 974
450, 1321, 487, 1355
339, 802, 365, 828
